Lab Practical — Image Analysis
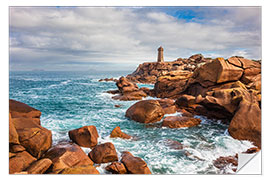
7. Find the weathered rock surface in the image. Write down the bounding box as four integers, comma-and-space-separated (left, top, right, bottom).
125, 100, 165, 123
105, 162, 127, 174
44, 142, 94, 173
157, 99, 177, 114
111, 76, 147, 101
26, 158, 52, 174
9, 151, 37, 174
68, 125, 99, 148
162, 116, 201, 128
88, 142, 118, 164
121, 151, 151, 174
59, 165, 99, 174
11, 116, 52, 158
126, 54, 211, 84
110, 126, 131, 139
9, 99, 41, 119
9, 99, 52, 160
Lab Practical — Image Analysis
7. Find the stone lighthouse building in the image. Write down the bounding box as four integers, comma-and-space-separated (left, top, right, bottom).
157, 46, 164, 62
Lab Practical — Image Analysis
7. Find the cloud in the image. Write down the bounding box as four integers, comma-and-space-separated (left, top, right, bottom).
9, 7, 261, 71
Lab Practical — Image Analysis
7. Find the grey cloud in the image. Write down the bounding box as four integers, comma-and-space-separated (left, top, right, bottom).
9, 7, 261, 71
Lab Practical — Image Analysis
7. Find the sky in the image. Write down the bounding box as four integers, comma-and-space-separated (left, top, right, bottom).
9, 7, 261, 71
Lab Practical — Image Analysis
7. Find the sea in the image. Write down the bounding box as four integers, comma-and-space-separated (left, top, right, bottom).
9, 71, 254, 174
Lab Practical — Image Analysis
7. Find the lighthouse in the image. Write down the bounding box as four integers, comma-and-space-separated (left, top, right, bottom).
157, 46, 164, 62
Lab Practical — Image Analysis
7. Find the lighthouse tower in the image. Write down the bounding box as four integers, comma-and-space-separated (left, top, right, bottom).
157, 46, 164, 62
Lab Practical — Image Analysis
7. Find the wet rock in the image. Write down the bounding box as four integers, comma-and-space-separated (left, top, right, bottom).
9, 151, 37, 174
88, 142, 118, 164
125, 100, 165, 123
243, 147, 260, 154
26, 158, 52, 174
162, 116, 201, 128
44, 142, 94, 173
114, 104, 121, 108
213, 155, 238, 171
121, 151, 151, 174
59, 165, 99, 174
105, 162, 127, 174
99, 78, 117, 82
68, 125, 99, 148
106, 89, 120, 94
110, 126, 131, 139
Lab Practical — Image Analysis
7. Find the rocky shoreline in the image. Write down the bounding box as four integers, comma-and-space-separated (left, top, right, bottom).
9, 54, 261, 174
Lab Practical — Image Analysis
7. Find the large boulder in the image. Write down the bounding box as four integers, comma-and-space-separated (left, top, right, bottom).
9, 151, 37, 174
59, 165, 99, 174
121, 151, 151, 174
68, 125, 99, 148
110, 126, 131, 139
88, 142, 118, 164
44, 142, 94, 173
228, 92, 261, 148
11, 116, 52, 159
125, 100, 165, 123
105, 162, 127, 174
162, 116, 201, 128
26, 158, 52, 174
187, 58, 244, 88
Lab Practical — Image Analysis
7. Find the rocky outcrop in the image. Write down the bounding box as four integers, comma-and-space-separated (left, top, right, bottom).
110, 126, 131, 139
111, 76, 147, 101
125, 100, 165, 123
68, 125, 99, 148
163, 139, 184, 150
121, 151, 151, 174
126, 54, 211, 84
213, 155, 238, 172
99, 78, 118, 82
88, 142, 118, 164
9, 99, 52, 174
154, 70, 192, 98
162, 116, 201, 128
59, 165, 99, 174
44, 142, 94, 173
105, 162, 127, 174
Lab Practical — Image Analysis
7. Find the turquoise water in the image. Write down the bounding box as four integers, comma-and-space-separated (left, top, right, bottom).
9, 71, 253, 174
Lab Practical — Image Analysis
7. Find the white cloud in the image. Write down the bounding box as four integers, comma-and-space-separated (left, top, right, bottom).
9, 7, 261, 71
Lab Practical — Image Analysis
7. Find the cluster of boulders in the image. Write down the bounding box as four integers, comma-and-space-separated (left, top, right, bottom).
105, 55, 261, 150
9, 100, 151, 174
108, 76, 154, 101
126, 54, 212, 84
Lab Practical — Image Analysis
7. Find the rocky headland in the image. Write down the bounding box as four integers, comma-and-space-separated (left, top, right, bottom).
107, 54, 261, 149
